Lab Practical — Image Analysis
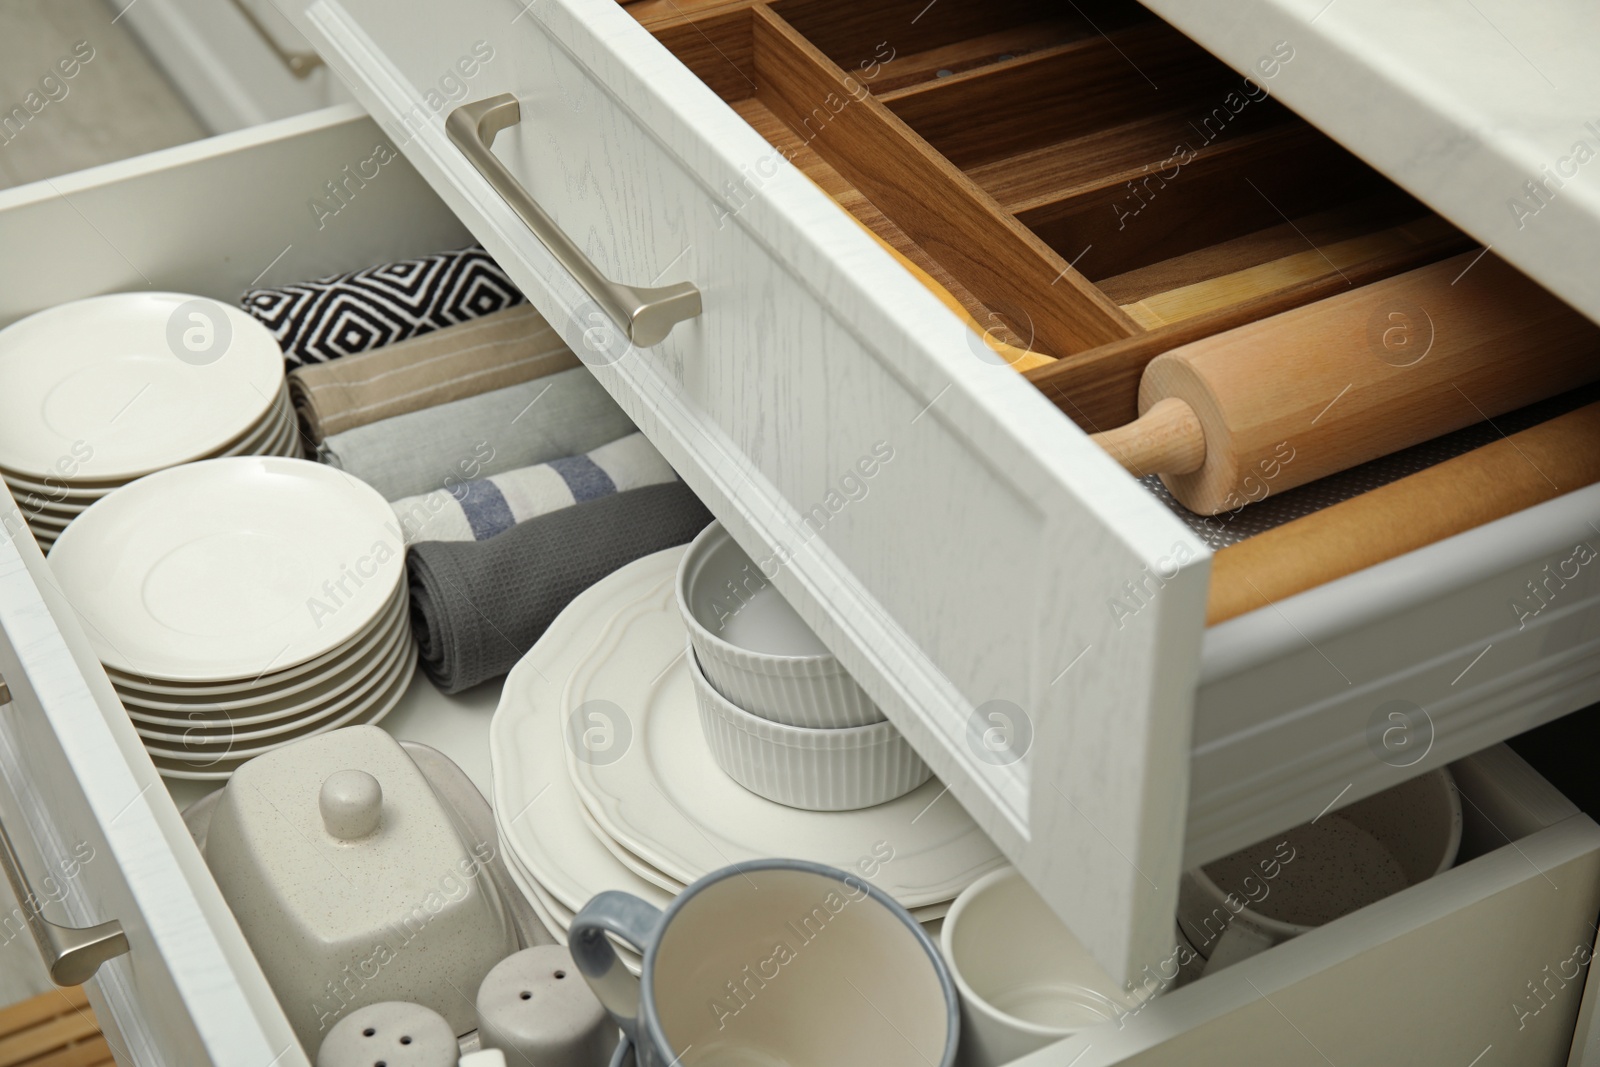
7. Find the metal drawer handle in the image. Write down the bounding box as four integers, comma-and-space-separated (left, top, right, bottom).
0, 674, 130, 986
226, 0, 324, 78
446, 94, 703, 348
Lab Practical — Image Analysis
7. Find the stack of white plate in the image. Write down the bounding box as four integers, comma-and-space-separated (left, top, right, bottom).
48, 457, 415, 780
490, 548, 1005, 971
0, 293, 299, 551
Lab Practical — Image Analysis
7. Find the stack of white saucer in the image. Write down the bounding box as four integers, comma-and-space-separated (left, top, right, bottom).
48, 456, 415, 779
0, 292, 300, 551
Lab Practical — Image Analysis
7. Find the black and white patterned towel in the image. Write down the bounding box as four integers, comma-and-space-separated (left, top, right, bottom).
240, 245, 525, 368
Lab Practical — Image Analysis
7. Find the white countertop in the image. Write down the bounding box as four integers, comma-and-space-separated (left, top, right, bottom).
1140, 0, 1600, 322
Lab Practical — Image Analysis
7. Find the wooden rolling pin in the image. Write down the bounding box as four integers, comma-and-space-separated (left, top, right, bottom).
1208, 399, 1600, 623
1091, 252, 1600, 514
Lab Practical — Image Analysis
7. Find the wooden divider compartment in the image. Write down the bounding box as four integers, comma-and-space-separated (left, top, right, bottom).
624, 0, 1599, 619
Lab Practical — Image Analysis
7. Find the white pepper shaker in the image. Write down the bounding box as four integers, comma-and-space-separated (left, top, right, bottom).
476, 946, 618, 1067
316, 1001, 456, 1067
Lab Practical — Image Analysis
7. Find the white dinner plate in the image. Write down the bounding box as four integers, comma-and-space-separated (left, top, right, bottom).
490, 594, 679, 920
494, 548, 1002, 911
571, 798, 952, 922
128, 611, 412, 740
502, 852, 646, 977
558, 552, 1002, 907
117, 583, 407, 712
137, 635, 416, 757
146, 645, 414, 779
49, 457, 404, 680
577, 800, 684, 893
0, 293, 284, 481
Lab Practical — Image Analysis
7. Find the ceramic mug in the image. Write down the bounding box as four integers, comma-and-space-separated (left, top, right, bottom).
1178, 767, 1463, 973
941, 868, 1148, 1066
570, 858, 958, 1067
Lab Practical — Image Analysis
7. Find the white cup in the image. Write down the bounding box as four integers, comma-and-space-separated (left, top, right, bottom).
573, 859, 958, 1067
940, 868, 1147, 1067
1178, 768, 1463, 974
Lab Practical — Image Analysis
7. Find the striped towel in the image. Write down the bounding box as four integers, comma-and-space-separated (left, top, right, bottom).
390, 433, 676, 544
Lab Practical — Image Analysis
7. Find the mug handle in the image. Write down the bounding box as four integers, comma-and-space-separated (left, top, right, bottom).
571, 891, 665, 1048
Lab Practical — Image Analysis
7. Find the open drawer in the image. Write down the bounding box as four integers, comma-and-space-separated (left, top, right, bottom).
0, 107, 1598, 1065
265, 0, 1600, 983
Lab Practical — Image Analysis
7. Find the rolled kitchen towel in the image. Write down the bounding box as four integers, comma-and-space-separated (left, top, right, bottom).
390, 433, 678, 544
288, 304, 581, 441
318, 367, 637, 501
408, 481, 713, 693
241, 245, 525, 368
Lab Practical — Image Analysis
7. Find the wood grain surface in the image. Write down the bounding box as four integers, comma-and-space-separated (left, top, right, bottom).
0, 987, 113, 1067
1208, 400, 1600, 622
1136, 251, 1600, 513
749, 4, 1140, 354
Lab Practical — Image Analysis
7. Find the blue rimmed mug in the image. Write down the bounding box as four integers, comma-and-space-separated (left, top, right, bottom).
570, 858, 958, 1067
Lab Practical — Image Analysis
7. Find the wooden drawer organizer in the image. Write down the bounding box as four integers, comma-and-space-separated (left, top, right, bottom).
625, 0, 1599, 616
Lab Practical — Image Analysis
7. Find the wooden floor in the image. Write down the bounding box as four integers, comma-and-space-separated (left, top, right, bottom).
0, 987, 114, 1067
0, 0, 205, 190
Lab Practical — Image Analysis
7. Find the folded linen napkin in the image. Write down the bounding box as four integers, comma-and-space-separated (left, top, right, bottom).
408, 481, 713, 693
390, 433, 677, 545
287, 304, 580, 442
241, 245, 525, 368
318, 368, 637, 501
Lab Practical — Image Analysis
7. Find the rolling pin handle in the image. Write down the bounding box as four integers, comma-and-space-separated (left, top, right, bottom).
1091, 397, 1206, 478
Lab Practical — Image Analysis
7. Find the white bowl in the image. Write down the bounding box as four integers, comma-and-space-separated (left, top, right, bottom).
941, 867, 1150, 1067
676, 520, 883, 727
689, 646, 929, 811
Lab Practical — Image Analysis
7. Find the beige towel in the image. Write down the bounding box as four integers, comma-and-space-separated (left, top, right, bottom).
288, 304, 581, 441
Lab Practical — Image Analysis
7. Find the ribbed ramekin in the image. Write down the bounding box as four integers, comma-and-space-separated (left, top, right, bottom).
676, 520, 885, 728
690, 646, 930, 811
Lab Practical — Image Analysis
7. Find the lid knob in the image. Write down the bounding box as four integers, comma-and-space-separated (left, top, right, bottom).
319, 769, 382, 840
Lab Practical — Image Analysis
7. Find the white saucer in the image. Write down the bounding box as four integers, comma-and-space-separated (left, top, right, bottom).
117, 585, 407, 714
108, 580, 405, 696
49, 457, 403, 680
147, 644, 413, 780
1, 381, 296, 502
128, 613, 412, 742
0, 293, 284, 481
494, 548, 1003, 912
137, 637, 415, 758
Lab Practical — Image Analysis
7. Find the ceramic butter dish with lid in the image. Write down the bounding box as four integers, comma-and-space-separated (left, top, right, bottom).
202, 725, 516, 1051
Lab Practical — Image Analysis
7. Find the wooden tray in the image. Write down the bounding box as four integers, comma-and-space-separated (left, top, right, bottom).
623, 0, 1599, 618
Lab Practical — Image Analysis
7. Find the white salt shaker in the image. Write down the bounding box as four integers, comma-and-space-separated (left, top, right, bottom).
316, 1001, 457, 1067
476, 946, 618, 1067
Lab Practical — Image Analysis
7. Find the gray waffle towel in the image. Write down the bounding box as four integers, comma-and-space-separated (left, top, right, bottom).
407, 481, 713, 693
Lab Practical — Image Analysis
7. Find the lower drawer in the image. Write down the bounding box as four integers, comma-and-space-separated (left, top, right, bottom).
1, 109, 1597, 1066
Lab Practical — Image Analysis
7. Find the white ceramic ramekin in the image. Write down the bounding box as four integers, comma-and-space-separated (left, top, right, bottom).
941, 867, 1150, 1067
676, 520, 884, 728
689, 646, 929, 811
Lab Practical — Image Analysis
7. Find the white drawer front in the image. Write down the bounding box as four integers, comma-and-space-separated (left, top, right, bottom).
1191, 483, 1600, 866
0, 512, 300, 1066
273, 0, 1212, 984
